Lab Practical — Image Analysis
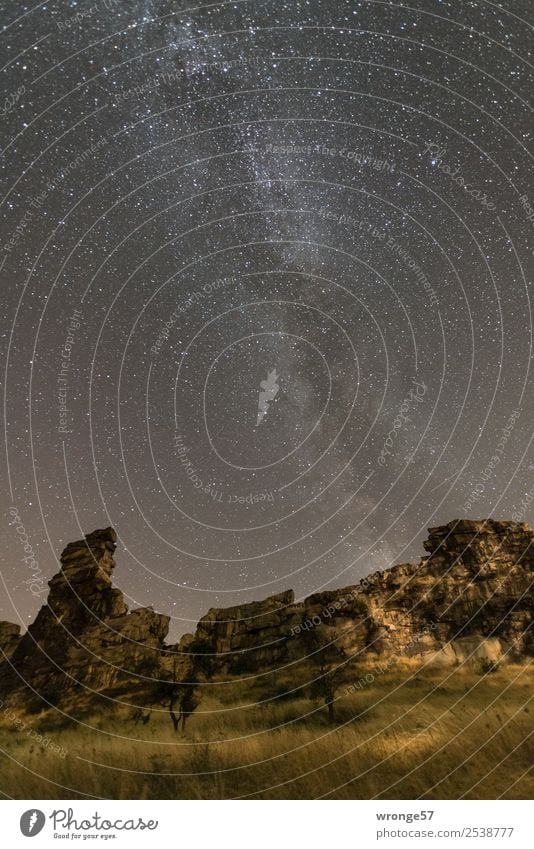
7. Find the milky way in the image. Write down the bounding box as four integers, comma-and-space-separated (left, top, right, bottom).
1, 0, 533, 640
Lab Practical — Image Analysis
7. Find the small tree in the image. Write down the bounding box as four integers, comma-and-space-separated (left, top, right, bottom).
174, 676, 201, 733
153, 638, 216, 733
154, 659, 202, 733
308, 662, 345, 724
130, 707, 151, 725
304, 626, 347, 724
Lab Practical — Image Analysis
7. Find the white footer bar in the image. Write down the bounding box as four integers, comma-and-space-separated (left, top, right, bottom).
3, 800, 531, 848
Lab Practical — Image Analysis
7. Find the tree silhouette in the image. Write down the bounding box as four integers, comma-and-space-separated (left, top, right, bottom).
303, 625, 347, 724
152, 658, 201, 733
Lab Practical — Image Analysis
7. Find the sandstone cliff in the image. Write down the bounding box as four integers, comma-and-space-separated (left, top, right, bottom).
0, 519, 532, 711
0, 528, 169, 709
186, 519, 533, 671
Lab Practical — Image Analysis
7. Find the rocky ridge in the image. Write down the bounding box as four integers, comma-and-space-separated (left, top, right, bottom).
0, 519, 532, 710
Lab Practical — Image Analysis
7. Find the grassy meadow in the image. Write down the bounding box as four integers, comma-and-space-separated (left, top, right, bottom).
0, 660, 532, 799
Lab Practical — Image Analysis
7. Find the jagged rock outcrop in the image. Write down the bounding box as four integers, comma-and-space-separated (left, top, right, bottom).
0, 622, 21, 660
0, 528, 169, 708
179, 519, 534, 671
0, 519, 532, 711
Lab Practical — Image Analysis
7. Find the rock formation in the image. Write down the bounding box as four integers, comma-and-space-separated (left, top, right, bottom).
189, 519, 534, 671
0, 622, 21, 660
0, 528, 169, 709
0, 519, 532, 711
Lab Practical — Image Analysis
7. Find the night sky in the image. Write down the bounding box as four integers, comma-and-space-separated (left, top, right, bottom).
1, 0, 533, 641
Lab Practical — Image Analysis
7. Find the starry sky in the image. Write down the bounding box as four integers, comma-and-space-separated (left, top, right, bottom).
1, 0, 533, 641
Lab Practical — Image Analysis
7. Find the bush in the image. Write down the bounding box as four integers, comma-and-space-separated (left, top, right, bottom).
229, 652, 259, 675
479, 658, 500, 675
185, 637, 217, 678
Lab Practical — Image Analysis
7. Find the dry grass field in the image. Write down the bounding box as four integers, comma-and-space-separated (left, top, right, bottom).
0, 660, 532, 799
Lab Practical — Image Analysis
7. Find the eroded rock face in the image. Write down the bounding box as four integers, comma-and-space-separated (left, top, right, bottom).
370, 519, 534, 662
185, 519, 534, 671
193, 590, 299, 671
0, 519, 532, 710
0, 528, 169, 707
0, 622, 21, 660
